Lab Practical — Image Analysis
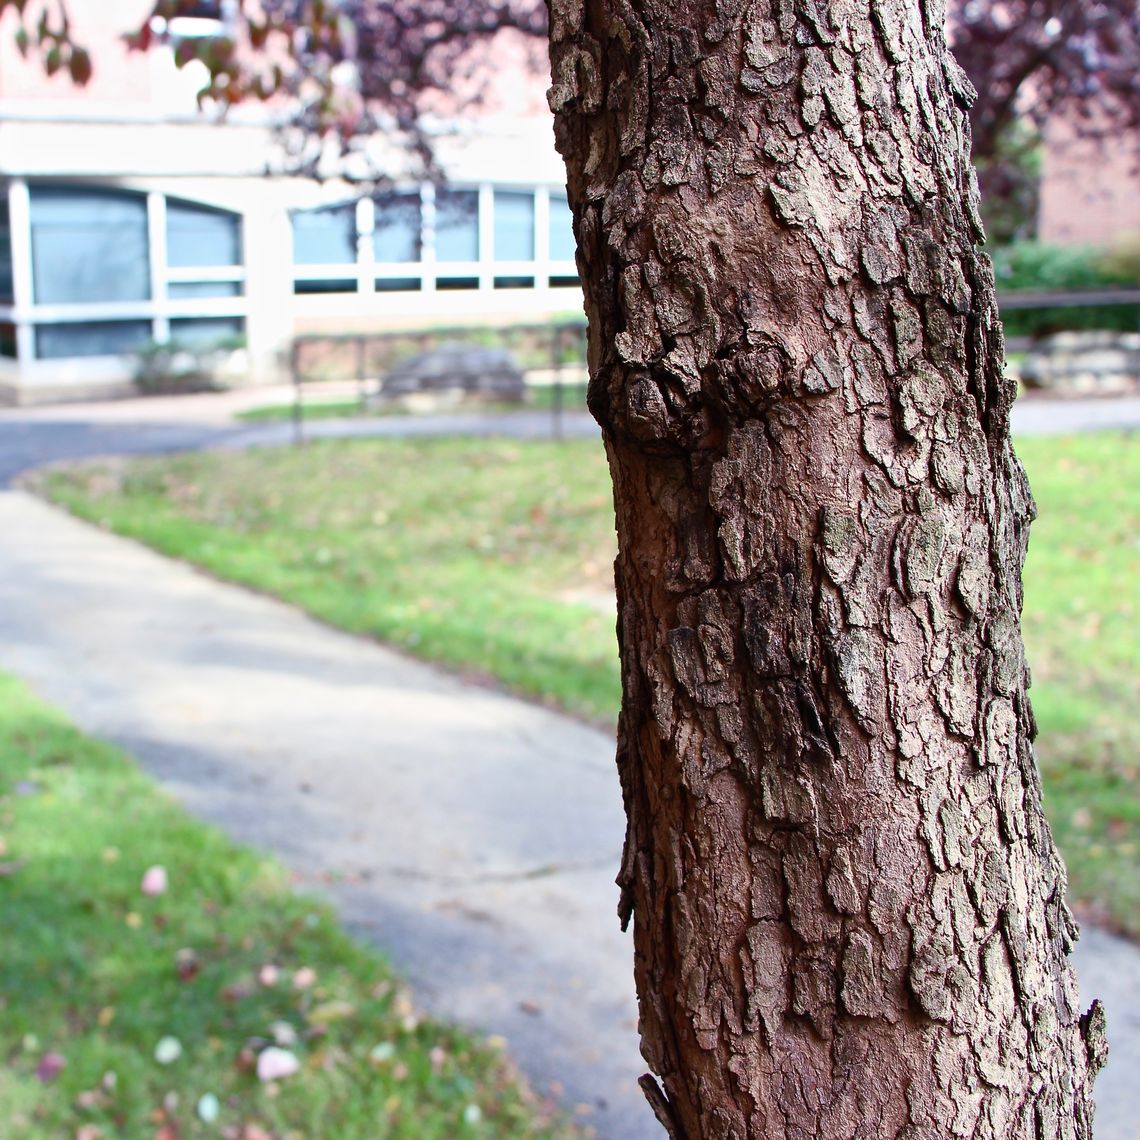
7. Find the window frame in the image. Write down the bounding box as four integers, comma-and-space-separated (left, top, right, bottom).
290, 182, 580, 299
0, 180, 248, 363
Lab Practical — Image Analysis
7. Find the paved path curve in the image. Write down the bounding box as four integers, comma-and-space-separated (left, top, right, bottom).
0, 490, 653, 1138
0, 390, 1136, 1136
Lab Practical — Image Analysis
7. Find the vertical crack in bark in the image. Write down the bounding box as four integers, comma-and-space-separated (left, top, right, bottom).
550, 0, 1103, 1134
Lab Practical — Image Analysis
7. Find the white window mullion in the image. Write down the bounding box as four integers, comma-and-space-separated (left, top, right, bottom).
356, 196, 376, 296
148, 192, 169, 344
478, 183, 494, 291
420, 183, 436, 295
9, 179, 35, 361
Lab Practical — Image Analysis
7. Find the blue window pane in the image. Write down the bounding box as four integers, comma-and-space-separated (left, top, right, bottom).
0, 199, 12, 302
294, 278, 358, 294
375, 278, 421, 292
167, 280, 242, 299
167, 200, 241, 267
292, 205, 357, 266
436, 277, 479, 291
373, 192, 421, 263
435, 190, 479, 262
170, 317, 244, 347
35, 320, 152, 359
549, 192, 576, 262
30, 187, 150, 304
494, 191, 534, 262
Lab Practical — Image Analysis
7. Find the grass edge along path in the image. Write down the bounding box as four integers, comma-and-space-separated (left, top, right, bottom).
0, 670, 578, 1140
235, 384, 590, 423
29, 431, 1140, 941
32, 438, 623, 726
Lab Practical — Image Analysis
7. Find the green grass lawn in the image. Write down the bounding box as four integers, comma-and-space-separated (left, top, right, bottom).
1017, 433, 1140, 938
238, 399, 369, 423
0, 672, 574, 1140
31, 432, 1139, 937
236, 385, 590, 423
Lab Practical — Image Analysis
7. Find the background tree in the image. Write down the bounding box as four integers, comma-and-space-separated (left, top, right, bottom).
132, 0, 550, 174
0, 0, 91, 82
126, 0, 1140, 239
950, 0, 1140, 238
13, 0, 1140, 231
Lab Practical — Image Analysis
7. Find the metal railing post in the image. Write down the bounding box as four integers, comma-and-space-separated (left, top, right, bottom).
551, 323, 564, 441
356, 335, 368, 413
291, 338, 304, 447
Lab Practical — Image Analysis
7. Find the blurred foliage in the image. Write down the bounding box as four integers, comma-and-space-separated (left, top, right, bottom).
976, 121, 1042, 246
993, 240, 1140, 338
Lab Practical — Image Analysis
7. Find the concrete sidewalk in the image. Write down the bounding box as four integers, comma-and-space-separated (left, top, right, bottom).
0, 490, 1137, 1137
0, 488, 652, 1138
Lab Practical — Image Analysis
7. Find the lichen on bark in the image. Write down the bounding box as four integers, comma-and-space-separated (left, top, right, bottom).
549, 0, 1105, 1135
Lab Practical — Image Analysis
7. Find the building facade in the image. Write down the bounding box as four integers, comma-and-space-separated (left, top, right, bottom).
2, 1, 1137, 404
0, 0, 581, 404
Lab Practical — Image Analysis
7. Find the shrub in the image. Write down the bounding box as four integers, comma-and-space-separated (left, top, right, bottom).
992, 241, 1140, 338
134, 335, 248, 395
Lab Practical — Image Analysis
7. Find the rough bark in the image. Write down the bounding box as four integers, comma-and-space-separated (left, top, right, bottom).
547, 0, 1106, 1137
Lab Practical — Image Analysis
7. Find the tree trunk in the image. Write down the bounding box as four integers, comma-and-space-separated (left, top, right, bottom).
548, 0, 1106, 1136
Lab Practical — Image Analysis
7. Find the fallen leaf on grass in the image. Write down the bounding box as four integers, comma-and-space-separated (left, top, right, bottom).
307, 1000, 356, 1025
196, 1093, 220, 1123
175, 948, 200, 981
141, 865, 168, 895
256, 1047, 299, 1082
154, 1036, 182, 1065
36, 1052, 65, 1082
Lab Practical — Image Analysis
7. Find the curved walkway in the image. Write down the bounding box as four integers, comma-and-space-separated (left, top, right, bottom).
0, 389, 1136, 1136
